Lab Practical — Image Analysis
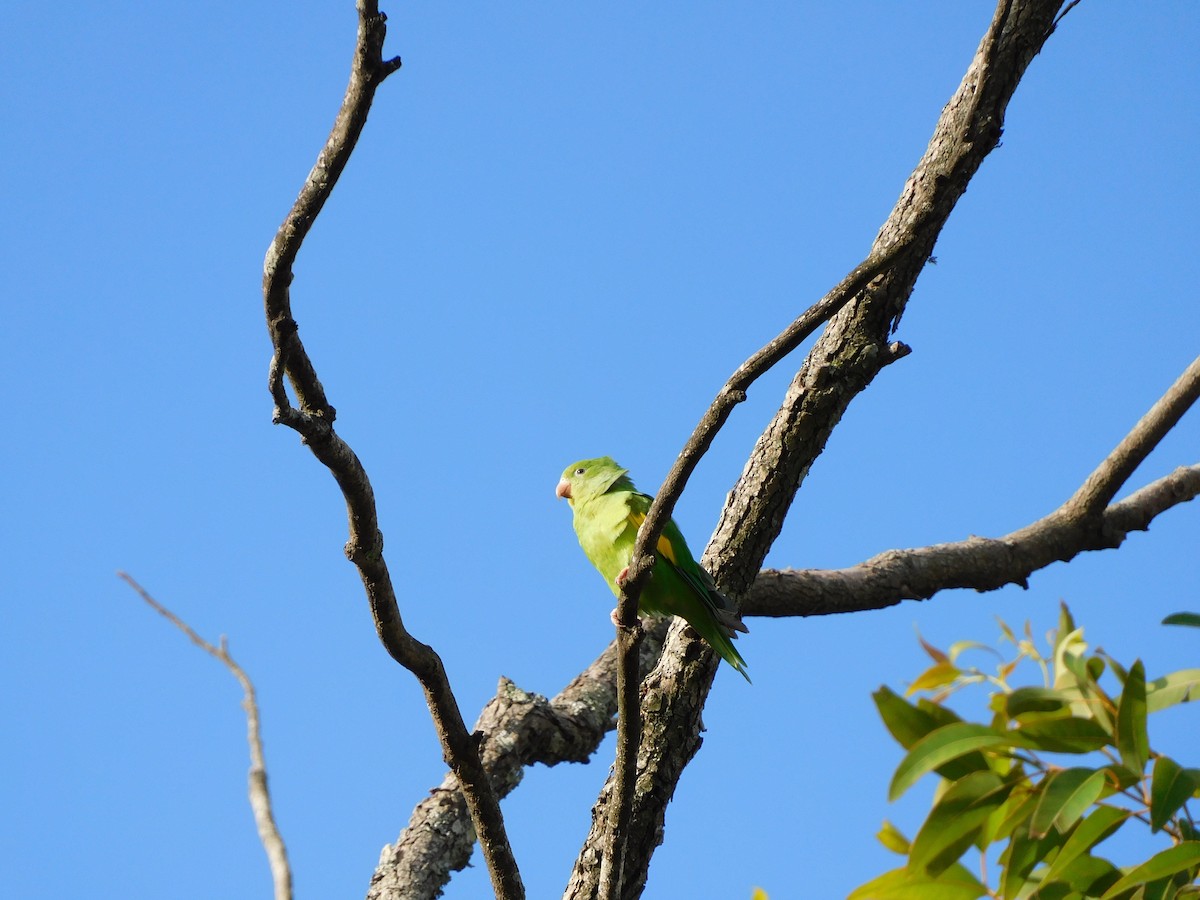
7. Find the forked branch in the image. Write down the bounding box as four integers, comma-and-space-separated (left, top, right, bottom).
260, 4, 523, 898
745, 355, 1200, 618
599, 219, 914, 900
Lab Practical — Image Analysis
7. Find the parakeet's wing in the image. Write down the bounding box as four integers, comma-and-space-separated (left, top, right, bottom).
625, 492, 748, 637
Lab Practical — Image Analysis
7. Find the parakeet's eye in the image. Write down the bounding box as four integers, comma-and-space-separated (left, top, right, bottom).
575, 467, 586, 476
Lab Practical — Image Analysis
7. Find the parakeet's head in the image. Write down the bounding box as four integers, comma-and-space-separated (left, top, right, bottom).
556, 457, 631, 506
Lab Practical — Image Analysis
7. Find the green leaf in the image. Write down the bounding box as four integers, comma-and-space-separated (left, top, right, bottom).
1163, 612, 1200, 629
908, 771, 1012, 876
1140, 878, 1181, 900
1040, 805, 1131, 885
1000, 827, 1065, 900
1054, 628, 1089, 690
1032, 854, 1123, 900
1116, 660, 1150, 774
889, 724, 1013, 801
1051, 852, 1123, 897
1146, 669, 1200, 713
1056, 603, 1078, 652
1104, 764, 1146, 793
1150, 757, 1200, 833
1099, 842, 1200, 900
1016, 717, 1112, 753
874, 689, 991, 781
874, 687, 944, 748
1005, 686, 1070, 720
1029, 768, 1108, 838
983, 782, 1038, 846
849, 864, 988, 900
878, 820, 911, 854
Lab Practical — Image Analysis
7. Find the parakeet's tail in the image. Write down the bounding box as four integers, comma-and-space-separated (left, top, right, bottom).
714, 629, 752, 683
695, 569, 751, 682
691, 616, 751, 683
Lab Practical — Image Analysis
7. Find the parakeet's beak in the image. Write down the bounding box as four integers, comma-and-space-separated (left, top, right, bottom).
555, 478, 572, 500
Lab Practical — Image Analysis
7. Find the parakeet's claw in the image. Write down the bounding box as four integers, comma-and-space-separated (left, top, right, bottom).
610, 607, 644, 634
615, 566, 629, 586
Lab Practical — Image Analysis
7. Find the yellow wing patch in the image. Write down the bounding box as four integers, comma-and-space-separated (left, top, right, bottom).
656, 532, 678, 565
626, 509, 678, 565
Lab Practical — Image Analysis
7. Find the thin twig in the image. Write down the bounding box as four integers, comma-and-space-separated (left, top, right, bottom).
1064, 355, 1200, 518
1050, 0, 1084, 34
260, 5, 523, 897
118, 572, 293, 900
597, 620, 640, 900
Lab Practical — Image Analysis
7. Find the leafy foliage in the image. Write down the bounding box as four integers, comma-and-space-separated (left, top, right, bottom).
853, 605, 1200, 900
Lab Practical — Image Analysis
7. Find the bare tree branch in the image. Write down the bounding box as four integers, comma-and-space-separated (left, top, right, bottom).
595, 30, 936, 890
599, 231, 913, 900
568, 3, 1068, 897
746, 486, 1197, 621
260, 4, 523, 898
367, 625, 669, 900
746, 464, 1200, 618
745, 353, 1200, 617
118, 573, 293, 900
1065, 355, 1200, 518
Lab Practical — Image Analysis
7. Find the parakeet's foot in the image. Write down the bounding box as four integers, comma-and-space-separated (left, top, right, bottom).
609, 608, 645, 633
615, 566, 629, 586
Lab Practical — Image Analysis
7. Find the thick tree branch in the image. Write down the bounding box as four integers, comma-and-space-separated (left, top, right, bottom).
260, 5, 523, 899
599, 200, 913, 900
119, 573, 293, 900
599, 120, 918, 900
744, 354, 1200, 616
568, 3, 1067, 897
367, 625, 669, 900
601, 241, 916, 900
746, 465, 1200, 617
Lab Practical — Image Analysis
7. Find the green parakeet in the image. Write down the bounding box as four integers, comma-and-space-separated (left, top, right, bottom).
556, 456, 750, 682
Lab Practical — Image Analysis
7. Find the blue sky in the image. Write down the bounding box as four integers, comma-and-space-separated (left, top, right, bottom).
3, 3, 1198, 898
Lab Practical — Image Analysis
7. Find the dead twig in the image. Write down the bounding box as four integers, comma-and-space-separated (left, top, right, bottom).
118, 572, 293, 900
